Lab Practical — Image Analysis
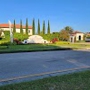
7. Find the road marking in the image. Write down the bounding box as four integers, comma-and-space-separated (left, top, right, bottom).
0, 66, 90, 83
67, 59, 89, 67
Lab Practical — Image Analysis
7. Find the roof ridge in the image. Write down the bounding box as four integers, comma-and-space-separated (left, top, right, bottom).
0, 23, 32, 29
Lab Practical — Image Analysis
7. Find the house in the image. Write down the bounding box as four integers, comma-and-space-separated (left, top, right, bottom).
0, 23, 32, 35
85, 32, 90, 42
0, 28, 5, 38
69, 31, 84, 42
85, 32, 90, 37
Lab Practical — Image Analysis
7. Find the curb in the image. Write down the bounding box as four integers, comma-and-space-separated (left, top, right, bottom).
0, 48, 72, 54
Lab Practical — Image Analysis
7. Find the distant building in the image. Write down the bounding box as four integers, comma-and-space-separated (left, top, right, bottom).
0, 23, 32, 35
85, 32, 90, 37
85, 32, 90, 42
69, 31, 84, 42
0, 28, 5, 38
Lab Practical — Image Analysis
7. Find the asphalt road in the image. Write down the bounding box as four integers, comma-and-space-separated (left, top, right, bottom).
0, 50, 90, 85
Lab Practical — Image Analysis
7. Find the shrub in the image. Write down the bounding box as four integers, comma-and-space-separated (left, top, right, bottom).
41, 33, 59, 41
0, 42, 11, 46
14, 33, 28, 41
51, 38, 58, 43
13, 38, 22, 45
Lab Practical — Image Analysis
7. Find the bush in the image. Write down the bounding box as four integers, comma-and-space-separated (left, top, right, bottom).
51, 38, 58, 43
13, 38, 22, 45
0, 42, 11, 46
0, 31, 29, 45
41, 33, 60, 41
14, 33, 28, 41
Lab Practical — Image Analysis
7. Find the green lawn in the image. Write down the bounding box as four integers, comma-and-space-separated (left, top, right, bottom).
0, 70, 90, 90
0, 41, 90, 53
0, 31, 90, 53
0, 44, 71, 53
56, 41, 90, 49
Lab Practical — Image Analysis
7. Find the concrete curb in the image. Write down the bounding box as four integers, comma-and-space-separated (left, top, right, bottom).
0, 48, 72, 54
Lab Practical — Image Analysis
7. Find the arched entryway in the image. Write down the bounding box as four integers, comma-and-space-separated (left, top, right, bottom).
79, 35, 81, 40
71, 37, 73, 42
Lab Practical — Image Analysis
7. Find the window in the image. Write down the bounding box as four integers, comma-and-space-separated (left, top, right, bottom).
28, 30, 30, 33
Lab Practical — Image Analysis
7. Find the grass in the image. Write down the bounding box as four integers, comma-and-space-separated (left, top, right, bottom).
1, 31, 90, 53
0, 41, 90, 53
0, 70, 90, 90
55, 41, 90, 49
0, 44, 71, 53
0, 31, 28, 44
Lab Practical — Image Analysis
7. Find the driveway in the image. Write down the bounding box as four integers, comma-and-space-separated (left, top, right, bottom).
0, 50, 90, 85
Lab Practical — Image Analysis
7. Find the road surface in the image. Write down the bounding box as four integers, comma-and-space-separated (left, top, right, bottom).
0, 50, 90, 85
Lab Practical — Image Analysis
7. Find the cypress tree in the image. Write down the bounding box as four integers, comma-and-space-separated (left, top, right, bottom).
32, 19, 35, 35
38, 19, 40, 35
26, 18, 28, 34
20, 20, 23, 34
42, 21, 45, 35
47, 20, 50, 34
13, 20, 16, 33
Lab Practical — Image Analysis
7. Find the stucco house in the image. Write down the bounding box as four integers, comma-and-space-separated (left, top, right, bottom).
85, 32, 90, 42
0, 28, 5, 38
69, 31, 84, 42
0, 24, 32, 35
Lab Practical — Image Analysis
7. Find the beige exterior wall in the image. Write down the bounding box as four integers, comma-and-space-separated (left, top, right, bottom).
16, 28, 20, 33
76, 33, 84, 41
23, 29, 32, 35
0, 28, 32, 35
1, 28, 10, 31
70, 33, 84, 42
28, 29, 32, 35
69, 36, 75, 43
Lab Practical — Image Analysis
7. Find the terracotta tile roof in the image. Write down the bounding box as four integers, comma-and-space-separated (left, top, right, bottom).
70, 31, 84, 36
0, 24, 32, 29
70, 31, 83, 35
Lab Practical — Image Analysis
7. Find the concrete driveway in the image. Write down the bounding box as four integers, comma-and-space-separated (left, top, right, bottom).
0, 50, 90, 85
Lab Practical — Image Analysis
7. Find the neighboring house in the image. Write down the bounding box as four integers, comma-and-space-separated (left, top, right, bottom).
85, 32, 90, 42
0, 28, 5, 38
85, 32, 90, 37
69, 31, 84, 42
1, 31, 5, 38
0, 24, 32, 35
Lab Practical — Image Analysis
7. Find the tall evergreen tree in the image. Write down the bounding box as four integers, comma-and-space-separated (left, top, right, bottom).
32, 19, 35, 35
20, 20, 23, 34
42, 21, 45, 35
26, 18, 28, 34
37, 19, 40, 35
13, 20, 16, 33
47, 20, 50, 34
